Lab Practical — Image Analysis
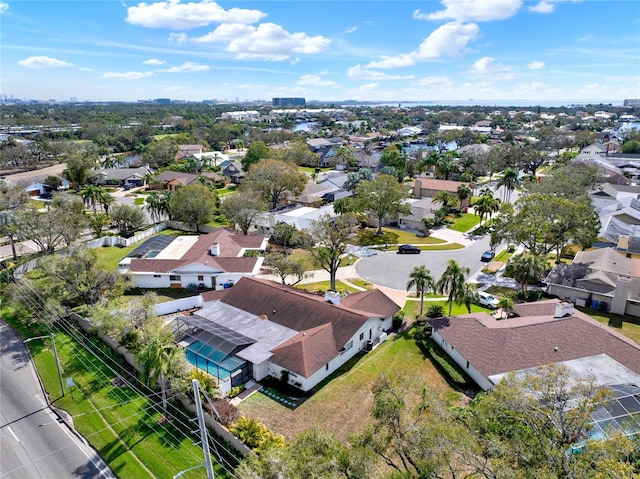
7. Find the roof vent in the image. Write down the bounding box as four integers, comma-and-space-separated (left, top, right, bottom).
554, 301, 574, 318
210, 243, 220, 256
258, 315, 268, 321
324, 290, 340, 305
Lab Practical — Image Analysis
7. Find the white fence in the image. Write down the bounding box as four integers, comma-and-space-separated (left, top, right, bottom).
155, 296, 203, 316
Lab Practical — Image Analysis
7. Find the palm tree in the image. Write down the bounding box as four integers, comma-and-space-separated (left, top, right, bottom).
432, 190, 460, 214
437, 259, 471, 316
456, 184, 472, 210
406, 265, 435, 317
97, 190, 115, 214
457, 282, 480, 314
505, 253, 546, 297
86, 211, 110, 238
496, 168, 520, 203
473, 193, 500, 226
498, 297, 514, 319
137, 331, 181, 412
80, 185, 102, 209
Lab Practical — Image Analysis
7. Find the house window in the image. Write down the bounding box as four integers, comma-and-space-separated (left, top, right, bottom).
340, 340, 353, 354
359, 332, 364, 341
198, 275, 204, 281
169, 275, 180, 281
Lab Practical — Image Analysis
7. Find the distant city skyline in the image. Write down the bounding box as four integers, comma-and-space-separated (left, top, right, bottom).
1, 1, 639, 104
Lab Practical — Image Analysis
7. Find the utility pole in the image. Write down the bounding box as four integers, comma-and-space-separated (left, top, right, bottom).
192, 379, 214, 479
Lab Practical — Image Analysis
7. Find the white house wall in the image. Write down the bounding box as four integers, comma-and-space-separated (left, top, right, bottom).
431, 331, 493, 391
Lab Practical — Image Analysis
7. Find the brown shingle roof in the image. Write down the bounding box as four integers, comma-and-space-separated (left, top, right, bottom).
340, 289, 401, 318
414, 178, 467, 192
269, 324, 338, 377
430, 299, 640, 380
220, 277, 374, 350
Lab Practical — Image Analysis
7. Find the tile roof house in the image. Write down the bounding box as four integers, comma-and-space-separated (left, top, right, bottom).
178, 277, 400, 392
93, 165, 153, 187
177, 144, 203, 159
545, 248, 640, 316
429, 299, 640, 391
151, 170, 224, 190
119, 230, 268, 289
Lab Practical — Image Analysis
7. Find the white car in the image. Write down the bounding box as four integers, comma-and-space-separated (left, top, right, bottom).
478, 291, 499, 309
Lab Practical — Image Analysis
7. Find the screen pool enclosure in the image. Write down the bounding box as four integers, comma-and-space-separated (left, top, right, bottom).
172, 315, 253, 386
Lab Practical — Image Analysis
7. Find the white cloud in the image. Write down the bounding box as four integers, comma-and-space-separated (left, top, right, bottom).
160, 61, 209, 72
79, 67, 94, 72
469, 56, 515, 79
347, 64, 414, 80
0, 2, 8, 14
17, 56, 73, 68
297, 74, 339, 87
359, 83, 379, 91
193, 22, 331, 61
366, 54, 415, 69
415, 22, 480, 58
290, 57, 300, 66
413, 0, 522, 22
126, 0, 266, 30
346, 26, 357, 34
143, 58, 166, 65
529, 1, 554, 13
169, 32, 188, 45
527, 60, 545, 70
102, 71, 155, 80
415, 76, 454, 89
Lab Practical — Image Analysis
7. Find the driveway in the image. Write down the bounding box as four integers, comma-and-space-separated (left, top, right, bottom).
355, 233, 493, 290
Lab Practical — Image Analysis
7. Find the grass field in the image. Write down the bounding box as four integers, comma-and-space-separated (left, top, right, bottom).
237, 329, 460, 442
8, 316, 232, 479
449, 213, 481, 233
371, 227, 447, 245
577, 307, 640, 344
404, 299, 494, 319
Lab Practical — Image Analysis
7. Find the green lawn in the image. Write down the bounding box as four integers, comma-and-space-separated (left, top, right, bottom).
93, 244, 138, 270
295, 280, 362, 295
405, 299, 494, 319
373, 227, 447, 245
134, 197, 145, 206
217, 185, 238, 197
448, 213, 481, 233
494, 248, 513, 262
577, 307, 640, 344
25, 328, 232, 479
387, 243, 465, 251
238, 329, 460, 442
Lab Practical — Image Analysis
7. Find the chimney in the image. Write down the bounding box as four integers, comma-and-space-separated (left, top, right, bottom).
210, 243, 220, 256
611, 275, 632, 315
324, 290, 340, 305
554, 301, 574, 318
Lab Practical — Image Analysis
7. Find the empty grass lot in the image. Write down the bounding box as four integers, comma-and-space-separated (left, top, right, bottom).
449, 213, 481, 233
237, 329, 461, 442
16, 323, 232, 479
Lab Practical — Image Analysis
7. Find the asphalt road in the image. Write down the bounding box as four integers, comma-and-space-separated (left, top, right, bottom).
355, 233, 494, 290
0, 321, 115, 479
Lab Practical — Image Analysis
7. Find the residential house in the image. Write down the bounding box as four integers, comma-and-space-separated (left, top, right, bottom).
397, 198, 436, 231
119, 229, 268, 290
174, 277, 401, 393
8, 174, 70, 196
413, 177, 468, 199
589, 183, 640, 243
221, 161, 245, 185
177, 144, 203, 160
544, 248, 640, 316
151, 170, 224, 191
256, 204, 337, 233
306, 138, 339, 167
94, 165, 153, 187
580, 142, 608, 158
288, 172, 351, 206
429, 299, 640, 391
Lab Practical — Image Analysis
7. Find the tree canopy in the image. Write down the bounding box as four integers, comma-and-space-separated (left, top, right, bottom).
243, 158, 307, 210
355, 174, 410, 234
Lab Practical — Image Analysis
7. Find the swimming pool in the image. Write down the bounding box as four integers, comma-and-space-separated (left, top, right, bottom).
185, 340, 232, 380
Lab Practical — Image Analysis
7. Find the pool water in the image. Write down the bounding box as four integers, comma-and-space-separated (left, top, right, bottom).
185, 340, 232, 380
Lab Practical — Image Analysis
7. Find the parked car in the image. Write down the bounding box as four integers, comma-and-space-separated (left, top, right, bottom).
397, 244, 421, 254
481, 250, 495, 262
478, 291, 499, 309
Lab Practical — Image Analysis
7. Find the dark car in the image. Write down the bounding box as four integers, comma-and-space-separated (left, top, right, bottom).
481, 250, 495, 262
398, 244, 421, 254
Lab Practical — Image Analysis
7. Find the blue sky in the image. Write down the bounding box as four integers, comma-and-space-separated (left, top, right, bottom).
1, 0, 639, 103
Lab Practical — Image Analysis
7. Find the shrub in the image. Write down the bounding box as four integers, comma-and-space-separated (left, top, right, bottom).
229, 417, 285, 451
207, 399, 240, 426
185, 282, 199, 293
426, 304, 445, 318
228, 385, 245, 398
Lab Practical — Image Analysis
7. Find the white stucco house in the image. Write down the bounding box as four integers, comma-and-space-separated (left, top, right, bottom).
118, 230, 268, 290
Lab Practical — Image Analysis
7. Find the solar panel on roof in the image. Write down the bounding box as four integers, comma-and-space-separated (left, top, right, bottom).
127, 234, 176, 258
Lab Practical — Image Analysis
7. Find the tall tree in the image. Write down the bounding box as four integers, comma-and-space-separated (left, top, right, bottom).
432, 190, 460, 214
437, 259, 470, 316
265, 253, 309, 286
457, 282, 480, 314
109, 203, 146, 237
472, 192, 500, 226
220, 190, 267, 235
356, 174, 411, 235
0, 185, 28, 260
496, 168, 520, 202
505, 253, 546, 297
169, 184, 218, 233
242, 141, 271, 171
406, 266, 435, 317
308, 214, 357, 290
244, 158, 307, 210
